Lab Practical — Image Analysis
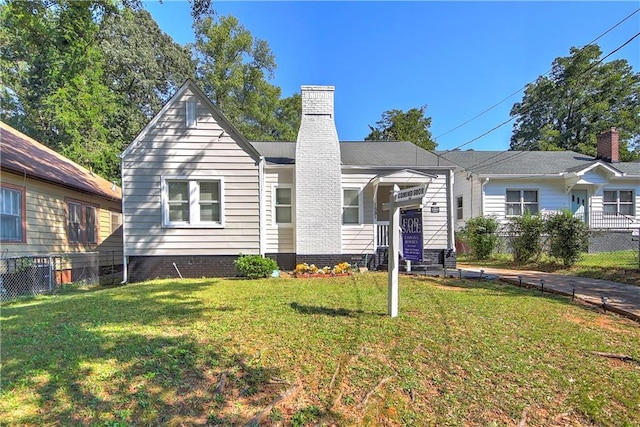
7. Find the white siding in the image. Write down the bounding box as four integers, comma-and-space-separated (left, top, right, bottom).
265, 168, 294, 253
341, 173, 375, 253
422, 174, 449, 248
483, 179, 568, 225
122, 87, 260, 256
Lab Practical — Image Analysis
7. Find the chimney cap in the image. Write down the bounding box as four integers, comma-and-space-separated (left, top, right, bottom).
300, 85, 335, 91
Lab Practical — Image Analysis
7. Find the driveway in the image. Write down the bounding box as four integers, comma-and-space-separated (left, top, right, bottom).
458, 265, 640, 323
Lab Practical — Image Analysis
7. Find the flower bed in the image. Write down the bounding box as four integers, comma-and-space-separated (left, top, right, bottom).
293, 262, 353, 278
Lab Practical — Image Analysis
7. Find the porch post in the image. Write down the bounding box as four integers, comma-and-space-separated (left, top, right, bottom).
388, 184, 400, 317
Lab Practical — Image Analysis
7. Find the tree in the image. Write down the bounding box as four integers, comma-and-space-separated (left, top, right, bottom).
364, 106, 436, 150
509, 44, 640, 159
1, 0, 121, 181
98, 8, 194, 145
193, 14, 299, 141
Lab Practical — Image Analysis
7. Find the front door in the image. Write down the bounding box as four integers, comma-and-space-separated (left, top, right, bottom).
571, 189, 588, 222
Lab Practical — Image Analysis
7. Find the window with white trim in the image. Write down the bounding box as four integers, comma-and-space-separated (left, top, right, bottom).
274, 186, 292, 224
1, 185, 24, 242
162, 178, 223, 227
67, 200, 98, 244
506, 190, 539, 216
186, 101, 198, 128
342, 188, 361, 225
110, 212, 122, 233
456, 196, 463, 220
603, 190, 634, 216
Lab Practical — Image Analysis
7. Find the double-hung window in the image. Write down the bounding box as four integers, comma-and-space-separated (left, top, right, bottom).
274, 186, 292, 225
1, 184, 25, 242
506, 190, 539, 216
162, 177, 223, 227
343, 188, 361, 225
67, 200, 98, 244
456, 196, 463, 220
603, 190, 634, 216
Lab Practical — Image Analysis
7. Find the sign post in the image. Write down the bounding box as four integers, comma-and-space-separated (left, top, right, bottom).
386, 184, 427, 317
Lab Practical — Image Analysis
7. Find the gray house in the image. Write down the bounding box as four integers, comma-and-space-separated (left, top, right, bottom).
120, 80, 457, 282
438, 129, 640, 249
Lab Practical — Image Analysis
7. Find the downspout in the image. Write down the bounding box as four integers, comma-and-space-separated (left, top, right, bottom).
258, 156, 266, 257
446, 169, 455, 249
120, 155, 128, 284
480, 177, 490, 215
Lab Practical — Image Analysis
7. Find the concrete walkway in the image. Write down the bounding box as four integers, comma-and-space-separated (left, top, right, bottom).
458, 265, 640, 323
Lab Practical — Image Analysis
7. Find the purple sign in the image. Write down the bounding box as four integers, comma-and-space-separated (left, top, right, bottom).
401, 208, 423, 262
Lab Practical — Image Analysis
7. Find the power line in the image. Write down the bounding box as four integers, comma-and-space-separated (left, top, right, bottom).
434, 7, 640, 145
439, 29, 640, 159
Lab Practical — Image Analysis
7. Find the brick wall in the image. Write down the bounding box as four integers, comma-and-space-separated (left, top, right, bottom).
128, 255, 237, 282
295, 86, 343, 255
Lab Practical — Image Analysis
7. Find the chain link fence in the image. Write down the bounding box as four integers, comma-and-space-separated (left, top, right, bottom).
0, 252, 99, 302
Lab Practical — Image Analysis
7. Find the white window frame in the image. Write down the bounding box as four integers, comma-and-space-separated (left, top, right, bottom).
603, 189, 634, 216
342, 187, 363, 226
186, 101, 198, 128
162, 176, 225, 228
456, 195, 463, 220
272, 184, 293, 226
505, 189, 539, 216
110, 212, 122, 233
0, 185, 24, 242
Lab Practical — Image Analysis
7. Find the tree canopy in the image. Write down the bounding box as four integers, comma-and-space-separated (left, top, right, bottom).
364, 106, 436, 151
509, 44, 640, 160
1, 1, 300, 183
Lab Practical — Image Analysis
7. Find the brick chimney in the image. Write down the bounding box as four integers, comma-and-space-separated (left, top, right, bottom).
295, 86, 342, 255
596, 128, 619, 163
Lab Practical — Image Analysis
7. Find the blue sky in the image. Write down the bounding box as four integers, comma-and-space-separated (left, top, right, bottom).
145, 1, 640, 151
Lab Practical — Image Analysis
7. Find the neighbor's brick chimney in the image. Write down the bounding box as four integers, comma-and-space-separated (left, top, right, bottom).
596, 128, 619, 163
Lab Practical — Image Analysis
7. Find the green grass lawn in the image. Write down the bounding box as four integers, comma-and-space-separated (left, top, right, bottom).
2, 273, 640, 426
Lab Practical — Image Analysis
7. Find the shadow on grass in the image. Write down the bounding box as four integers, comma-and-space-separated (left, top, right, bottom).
290, 301, 365, 317
1, 279, 287, 426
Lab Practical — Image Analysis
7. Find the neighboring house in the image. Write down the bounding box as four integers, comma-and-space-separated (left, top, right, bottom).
438, 129, 640, 250
121, 80, 458, 282
0, 121, 123, 283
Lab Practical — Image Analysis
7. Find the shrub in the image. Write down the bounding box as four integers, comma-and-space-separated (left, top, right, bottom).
460, 216, 500, 260
506, 212, 545, 263
234, 254, 279, 279
544, 210, 589, 266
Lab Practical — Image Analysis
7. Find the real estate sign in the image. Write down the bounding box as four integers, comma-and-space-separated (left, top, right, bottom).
401, 208, 423, 262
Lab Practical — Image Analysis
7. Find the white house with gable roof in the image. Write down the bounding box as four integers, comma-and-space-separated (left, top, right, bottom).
120, 80, 458, 281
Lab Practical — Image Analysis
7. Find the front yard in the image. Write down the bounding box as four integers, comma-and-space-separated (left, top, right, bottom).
1, 273, 639, 426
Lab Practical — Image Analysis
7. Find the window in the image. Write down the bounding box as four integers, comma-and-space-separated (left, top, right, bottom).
162, 177, 223, 227
1, 184, 25, 242
604, 190, 634, 216
506, 190, 539, 216
110, 212, 122, 233
343, 188, 361, 225
67, 200, 98, 244
456, 196, 463, 220
274, 186, 292, 224
186, 101, 198, 128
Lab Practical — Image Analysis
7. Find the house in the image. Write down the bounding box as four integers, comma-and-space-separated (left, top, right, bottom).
0, 121, 123, 285
121, 80, 458, 282
438, 129, 640, 251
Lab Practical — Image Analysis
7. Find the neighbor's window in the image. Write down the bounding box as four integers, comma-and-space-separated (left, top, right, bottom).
274, 186, 292, 224
163, 177, 223, 227
67, 200, 98, 244
0, 184, 25, 242
110, 212, 122, 233
603, 190, 634, 216
456, 196, 463, 220
186, 101, 198, 128
506, 190, 539, 216
343, 188, 361, 225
